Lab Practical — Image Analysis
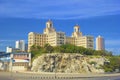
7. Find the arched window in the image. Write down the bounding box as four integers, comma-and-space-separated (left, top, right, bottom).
50, 24, 52, 28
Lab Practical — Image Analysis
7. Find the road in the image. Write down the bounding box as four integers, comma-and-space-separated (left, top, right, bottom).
0, 72, 120, 80
0, 72, 12, 80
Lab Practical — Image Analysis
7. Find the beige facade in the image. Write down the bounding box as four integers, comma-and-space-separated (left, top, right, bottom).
67, 25, 94, 49
75, 36, 94, 49
44, 20, 56, 35
28, 32, 48, 52
66, 37, 75, 45
28, 20, 94, 52
72, 25, 82, 38
96, 35, 105, 50
48, 32, 65, 46
66, 36, 94, 49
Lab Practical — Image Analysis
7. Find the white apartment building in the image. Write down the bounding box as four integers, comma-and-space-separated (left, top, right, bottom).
15, 40, 25, 51
6, 46, 13, 53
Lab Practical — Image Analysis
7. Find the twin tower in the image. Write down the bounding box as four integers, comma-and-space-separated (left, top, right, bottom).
44, 20, 82, 38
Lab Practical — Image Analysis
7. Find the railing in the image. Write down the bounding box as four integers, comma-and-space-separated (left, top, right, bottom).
12, 73, 86, 80
12, 72, 114, 80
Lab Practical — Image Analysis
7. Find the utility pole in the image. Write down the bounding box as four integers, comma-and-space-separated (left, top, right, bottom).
10, 53, 13, 78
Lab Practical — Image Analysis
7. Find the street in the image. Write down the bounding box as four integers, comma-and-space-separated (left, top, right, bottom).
0, 72, 120, 80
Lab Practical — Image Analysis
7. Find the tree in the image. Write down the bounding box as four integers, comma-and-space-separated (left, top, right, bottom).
93, 50, 113, 56
53, 46, 64, 53
30, 45, 43, 58
102, 56, 120, 72
44, 43, 54, 53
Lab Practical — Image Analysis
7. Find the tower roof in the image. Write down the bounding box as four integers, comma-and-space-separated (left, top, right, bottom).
74, 24, 80, 28
46, 19, 52, 23
98, 35, 103, 38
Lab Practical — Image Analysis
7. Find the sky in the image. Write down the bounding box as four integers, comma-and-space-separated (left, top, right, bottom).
0, 0, 120, 55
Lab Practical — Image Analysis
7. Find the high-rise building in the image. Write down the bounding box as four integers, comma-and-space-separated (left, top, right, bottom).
28, 20, 94, 52
6, 46, 13, 53
15, 40, 25, 51
25, 44, 28, 52
96, 35, 105, 50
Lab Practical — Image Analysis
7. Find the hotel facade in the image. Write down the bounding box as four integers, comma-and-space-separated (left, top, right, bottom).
28, 20, 94, 52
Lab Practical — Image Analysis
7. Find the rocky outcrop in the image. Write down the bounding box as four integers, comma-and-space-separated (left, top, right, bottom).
31, 53, 107, 73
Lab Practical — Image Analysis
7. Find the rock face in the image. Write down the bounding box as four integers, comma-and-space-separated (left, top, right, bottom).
31, 53, 107, 73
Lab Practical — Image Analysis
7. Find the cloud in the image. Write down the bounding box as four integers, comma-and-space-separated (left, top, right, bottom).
106, 48, 120, 55
105, 39, 120, 55
0, 0, 120, 19
0, 40, 15, 47
105, 39, 120, 46
0, 39, 28, 51
0, 40, 15, 42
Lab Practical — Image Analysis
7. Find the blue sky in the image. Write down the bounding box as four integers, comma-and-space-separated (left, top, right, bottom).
0, 0, 120, 55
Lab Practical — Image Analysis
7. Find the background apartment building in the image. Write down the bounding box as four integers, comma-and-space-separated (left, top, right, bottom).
6, 40, 27, 53
16, 40, 25, 51
28, 20, 94, 52
6, 46, 12, 53
96, 35, 105, 50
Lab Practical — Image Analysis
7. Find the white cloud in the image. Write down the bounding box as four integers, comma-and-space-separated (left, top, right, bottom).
0, 0, 120, 19
105, 39, 120, 55
105, 39, 120, 46
106, 48, 120, 55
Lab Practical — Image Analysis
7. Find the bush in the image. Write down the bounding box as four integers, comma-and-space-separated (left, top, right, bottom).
101, 56, 120, 72
89, 61, 97, 65
30, 44, 113, 60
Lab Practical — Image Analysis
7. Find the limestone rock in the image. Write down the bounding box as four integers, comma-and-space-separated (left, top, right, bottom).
31, 53, 106, 73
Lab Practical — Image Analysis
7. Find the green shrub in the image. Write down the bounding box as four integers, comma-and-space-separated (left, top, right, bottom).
89, 61, 97, 65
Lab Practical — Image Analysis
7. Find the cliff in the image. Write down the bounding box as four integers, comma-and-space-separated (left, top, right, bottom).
31, 53, 108, 73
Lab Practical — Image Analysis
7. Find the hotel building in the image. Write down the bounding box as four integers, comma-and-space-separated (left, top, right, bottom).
28, 20, 94, 52
96, 35, 105, 50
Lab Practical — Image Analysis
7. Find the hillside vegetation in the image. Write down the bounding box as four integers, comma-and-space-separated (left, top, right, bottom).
30, 44, 120, 73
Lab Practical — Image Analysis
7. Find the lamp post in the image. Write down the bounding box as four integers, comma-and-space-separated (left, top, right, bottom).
11, 58, 13, 77
54, 55, 57, 79
10, 53, 13, 78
